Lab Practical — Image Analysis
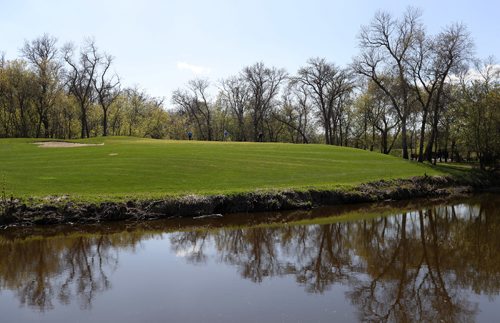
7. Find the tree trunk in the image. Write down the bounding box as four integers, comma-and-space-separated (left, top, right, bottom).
206, 115, 212, 141
450, 140, 455, 163
103, 108, 108, 136
381, 129, 388, 154
81, 116, 86, 139
370, 125, 375, 151
43, 116, 50, 138
401, 119, 409, 159
417, 109, 428, 162
424, 112, 440, 163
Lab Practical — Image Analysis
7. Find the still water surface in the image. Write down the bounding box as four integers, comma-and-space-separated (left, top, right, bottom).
0, 194, 499, 322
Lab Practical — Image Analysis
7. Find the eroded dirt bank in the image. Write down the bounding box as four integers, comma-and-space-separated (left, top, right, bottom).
1, 175, 498, 227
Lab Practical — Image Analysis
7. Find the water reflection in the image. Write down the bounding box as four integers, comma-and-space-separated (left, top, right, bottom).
0, 231, 150, 311
0, 195, 499, 322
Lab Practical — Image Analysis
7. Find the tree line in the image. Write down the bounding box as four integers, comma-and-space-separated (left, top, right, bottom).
1, 8, 498, 169
0, 36, 169, 140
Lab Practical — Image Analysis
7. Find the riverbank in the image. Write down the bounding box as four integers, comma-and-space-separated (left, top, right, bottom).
1, 174, 497, 227
2, 137, 498, 227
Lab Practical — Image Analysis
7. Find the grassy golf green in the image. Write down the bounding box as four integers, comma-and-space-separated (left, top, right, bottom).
0, 136, 445, 202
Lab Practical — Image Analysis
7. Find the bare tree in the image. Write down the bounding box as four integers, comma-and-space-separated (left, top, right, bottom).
295, 58, 353, 145
409, 29, 438, 161
274, 82, 313, 143
22, 34, 61, 138
353, 8, 423, 159
242, 62, 287, 141
410, 23, 472, 162
63, 39, 100, 138
172, 79, 214, 140
93, 54, 120, 136
190, 79, 213, 141
366, 81, 401, 153
219, 75, 249, 141
424, 24, 473, 162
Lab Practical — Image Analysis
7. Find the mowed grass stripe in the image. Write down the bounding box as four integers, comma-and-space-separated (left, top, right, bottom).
0, 137, 443, 201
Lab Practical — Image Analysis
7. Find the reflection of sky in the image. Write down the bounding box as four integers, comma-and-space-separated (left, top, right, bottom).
472, 294, 500, 323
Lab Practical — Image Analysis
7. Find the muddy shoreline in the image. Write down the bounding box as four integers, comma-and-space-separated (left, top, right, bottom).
1, 175, 498, 228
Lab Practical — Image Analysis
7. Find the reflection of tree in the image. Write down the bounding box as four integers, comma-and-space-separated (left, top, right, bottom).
58, 236, 118, 309
10, 239, 61, 311
215, 228, 279, 282
346, 210, 478, 322
0, 232, 146, 311
170, 230, 210, 264
286, 224, 353, 293
170, 228, 281, 281
170, 197, 499, 322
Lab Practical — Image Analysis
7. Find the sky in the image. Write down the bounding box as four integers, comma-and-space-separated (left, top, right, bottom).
1, 0, 499, 102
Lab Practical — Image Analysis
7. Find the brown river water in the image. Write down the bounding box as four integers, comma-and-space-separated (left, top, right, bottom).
0, 194, 499, 323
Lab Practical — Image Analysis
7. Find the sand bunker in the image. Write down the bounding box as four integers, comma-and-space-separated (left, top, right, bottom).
33, 141, 104, 148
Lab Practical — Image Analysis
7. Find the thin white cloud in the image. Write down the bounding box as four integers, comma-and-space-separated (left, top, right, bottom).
469, 64, 500, 80
448, 64, 500, 84
176, 61, 211, 75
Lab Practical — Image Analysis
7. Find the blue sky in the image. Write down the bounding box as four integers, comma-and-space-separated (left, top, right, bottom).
1, 0, 498, 100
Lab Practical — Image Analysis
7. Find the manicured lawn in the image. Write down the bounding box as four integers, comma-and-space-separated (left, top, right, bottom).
0, 137, 444, 201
